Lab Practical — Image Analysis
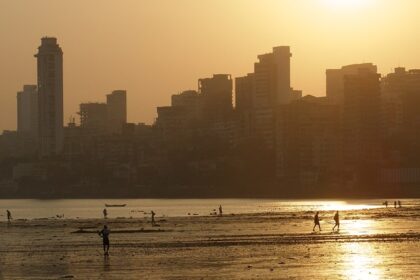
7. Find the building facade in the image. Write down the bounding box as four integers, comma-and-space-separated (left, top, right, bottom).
326, 63, 377, 104
276, 96, 341, 185
106, 90, 127, 134
198, 74, 233, 121
343, 68, 383, 183
35, 37, 64, 157
17, 85, 38, 138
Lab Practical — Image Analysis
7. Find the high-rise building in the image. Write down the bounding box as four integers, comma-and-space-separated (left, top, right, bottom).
79, 103, 108, 135
171, 90, 200, 120
171, 90, 199, 107
106, 90, 127, 134
254, 46, 292, 107
235, 73, 255, 112
251, 46, 299, 149
276, 95, 341, 185
343, 67, 382, 183
381, 67, 420, 166
198, 74, 233, 120
17, 85, 38, 138
235, 73, 255, 139
35, 37, 64, 157
326, 63, 377, 104
156, 106, 191, 142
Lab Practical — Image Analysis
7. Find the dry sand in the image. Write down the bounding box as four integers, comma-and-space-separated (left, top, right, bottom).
1, 207, 419, 279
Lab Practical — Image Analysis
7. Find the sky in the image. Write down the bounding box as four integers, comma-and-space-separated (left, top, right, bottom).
1, 0, 420, 131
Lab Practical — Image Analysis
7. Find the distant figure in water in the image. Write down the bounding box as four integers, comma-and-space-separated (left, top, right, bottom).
313, 212, 321, 231
398, 200, 402, 208
218, 205, 223, 217
98, 225, 110, 256
103, 208, 108, 219
394, 201, 397, 208
383, 201, 388, 208
151, 210, 156, 225
332, 211, 340, 231
6, 210, 12, 223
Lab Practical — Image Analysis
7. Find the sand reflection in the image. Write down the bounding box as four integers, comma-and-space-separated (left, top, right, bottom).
319, 201, 380, 211
340, 242, 384, 279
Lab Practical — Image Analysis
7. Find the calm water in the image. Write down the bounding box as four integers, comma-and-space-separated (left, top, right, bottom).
0, 198, 418, 220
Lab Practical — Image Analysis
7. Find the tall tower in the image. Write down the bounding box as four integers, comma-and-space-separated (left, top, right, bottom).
343, 68, 382, 182
254, 46, 292, 107
248, 46, 294, 149
35, 37, 63, 157
106, 90, 127, 134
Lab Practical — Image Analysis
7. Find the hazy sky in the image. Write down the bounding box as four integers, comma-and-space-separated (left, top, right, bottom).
1, 0, 420, 131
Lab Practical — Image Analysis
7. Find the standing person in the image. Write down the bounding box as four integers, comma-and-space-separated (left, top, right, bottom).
151, 210, 156, 226
6, 210, 12, 223
384, 201, 388, 208
98, 225, 110, 256
103, 208, 108, 219
218, 205, 223, 217
394, 201, 397, 208
313, 211, 321, 231
398, 200, 402, 208
332, 211, 340, 231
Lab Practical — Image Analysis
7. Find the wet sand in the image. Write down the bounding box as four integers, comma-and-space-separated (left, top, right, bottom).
1, 207, 419, 279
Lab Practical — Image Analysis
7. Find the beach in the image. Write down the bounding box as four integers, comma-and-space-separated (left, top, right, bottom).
0, 199, 419, 279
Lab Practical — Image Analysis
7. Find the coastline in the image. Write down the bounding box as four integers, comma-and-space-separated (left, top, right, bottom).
1, 206, 420, 279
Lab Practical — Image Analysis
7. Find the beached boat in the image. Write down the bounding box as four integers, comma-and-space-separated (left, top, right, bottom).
105, 204, 127, 207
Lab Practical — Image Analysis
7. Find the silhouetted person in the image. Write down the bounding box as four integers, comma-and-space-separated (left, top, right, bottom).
384, 201, 388, 208
219, 205, 223, 217
98, 225, 110, 256
394, 201, 397, 208
398, 200, 402, 208
151, 210, 156, 225
6, 210, 12, 223
313, 212, 321, 231
332, 211, 340, 231
103, 208, 108, 219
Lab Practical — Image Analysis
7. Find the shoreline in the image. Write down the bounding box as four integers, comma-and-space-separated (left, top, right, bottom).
1, 208, 419, 279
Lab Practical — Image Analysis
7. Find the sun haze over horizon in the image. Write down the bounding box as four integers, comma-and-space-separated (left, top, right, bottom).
1, 0, 419, 131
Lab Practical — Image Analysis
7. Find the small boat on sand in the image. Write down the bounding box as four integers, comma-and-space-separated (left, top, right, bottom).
105, 204, 127, 207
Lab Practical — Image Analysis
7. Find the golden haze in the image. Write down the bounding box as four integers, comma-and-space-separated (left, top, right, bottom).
0, 0, 419, 130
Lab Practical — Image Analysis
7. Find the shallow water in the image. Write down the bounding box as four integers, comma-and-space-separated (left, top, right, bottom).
0, 199, 419, 279
0, 198, 416, 219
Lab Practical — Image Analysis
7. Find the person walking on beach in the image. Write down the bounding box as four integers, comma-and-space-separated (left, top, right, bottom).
98, 225, 110, 256
398, 200, 402, 208
332, 211, 340, 231
313, 211, 321, 231
383, 201, 388, 208
218, 205, 223, 217
6, 210, 12, 223
151, 210, 156, 226
103, 208, 108, 219
394, 201, 397, 208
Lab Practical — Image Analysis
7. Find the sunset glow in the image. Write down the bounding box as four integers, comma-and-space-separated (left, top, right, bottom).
1, 1, 419, 278
322, 0, 376, 10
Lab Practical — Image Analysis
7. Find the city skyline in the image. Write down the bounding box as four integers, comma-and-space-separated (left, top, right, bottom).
1, 2, 420, 279
4, 39, 420, 132
1, 0, 420, 131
